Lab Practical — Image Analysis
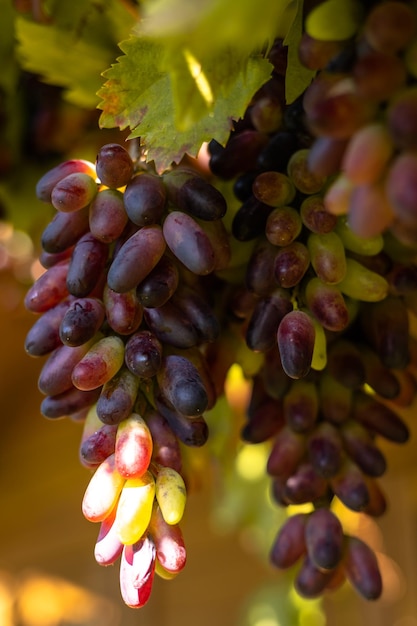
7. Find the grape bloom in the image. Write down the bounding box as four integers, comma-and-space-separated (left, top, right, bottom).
24, 0, 417, 611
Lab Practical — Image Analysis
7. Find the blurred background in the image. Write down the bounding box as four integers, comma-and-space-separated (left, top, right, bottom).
1, 1, 417, 625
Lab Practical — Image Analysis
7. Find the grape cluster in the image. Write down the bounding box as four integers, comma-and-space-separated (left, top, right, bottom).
24, 0, 417, 610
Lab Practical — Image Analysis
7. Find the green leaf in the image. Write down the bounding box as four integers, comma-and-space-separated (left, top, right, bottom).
98, 35, 272, 172
284, 0, 316, 104
14, 0, 136, 109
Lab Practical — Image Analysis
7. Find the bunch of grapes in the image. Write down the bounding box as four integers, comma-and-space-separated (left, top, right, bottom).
24, 0, 417, 610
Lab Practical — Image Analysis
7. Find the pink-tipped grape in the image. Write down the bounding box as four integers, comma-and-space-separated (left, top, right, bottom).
51, 172, 98, 212
71, 335, 125, 391
36, 159, 96, 203
115, 414, 153, 479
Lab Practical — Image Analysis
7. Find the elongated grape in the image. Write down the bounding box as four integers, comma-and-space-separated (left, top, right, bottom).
335, 215, 384, 256
363, 1, 417, 54
283, 379, 319, 432
72, 335, 125, 391
300, 194, 337, 234
246, 237, 279, 295
341, 420, 386, 478
89, 188, 128, 242
24, 299, 71, 356
143, 301, 198, 349
148, 505, 187, 574
337, 257, 388, 302
360, 345, 400, 399
155, 396, 209, 447
318, 372, 352, 424
94, 507, 123, 566
41, 206, 90, 253
66, 233, 108, 298
241, 398, 285, 444
163, 169, 226, 221
266, 425, 306, 477
155, 466, 187, 525
123, 172, 167, 226
80, 423, 118, 468
305, 508, 344, 571
287, 148, 327, 195
115, 413, 153, 479
172, 285, 220, 344
114, 472, 155, 545
330, 460, 369, 512
59, 297, 105, 346
38, 339, 95, 396
352, 51, 407, 102
327, 339, 365, 389
344, 536, 382, 600
95, 143, 134, 188
305, 277, 349, 331
162, 211, 217, 274
266, 205, 302, 247
385, 151, 417, 223
82, 453, 125, 523
124, 330, 163, 378
295, 555, 338, 599
352, 391, 409, 443
119, 538, 155, 609
270, 513, 307, 568
157, 354, 208, 417
96, 367, 140, 426
107, 225, 166, 292
25, 261, 69, 313
51, 172, 97, 212
308, 421, 343, 478
208, 129, 269, 179
277, 310, 316, 379
274, 241, 310, 288
246, 289, 293, 352
103, 285, 143, 335
307, 231, 346, 284
137, 255, 179, 308
145, 410, 182, 472
284, 463, 328, 505
41, 386, 101, 419
36, 159, 96, 203
306, 136, 348, 178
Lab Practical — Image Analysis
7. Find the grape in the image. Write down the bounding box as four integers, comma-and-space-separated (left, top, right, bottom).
246, 237, 280, 295
89, 189, 129, 243
124, 330, 163, 379
148, 505, 187, 574
360, 297, 410, 369
385, 151, 417, 223
94, 508, 123, 566
352, 50, 407, 102
283, 379, 319, 432
241, 397, 285, 444
323, 173, 354, 216
344, 536, 382, 600
308, 421, 343, 478
155, 395, 209, 447
305, 277, 349, 331
318, 371, 352, 424
72, 335, 125, 391
267, 425, 306, 477
265, 205, 302, 246
162, 211, 217, 274
270, 513, 307, 568
41, 206, 90, 253
303, 72, 375, 140
305, 0, 362, 42
252, 171, 295, 207
36, 159, 96, 203
119, 538, 155, 609
163, 169, 227, 221
123, 172, 167, 226
96, 367, 140, 426
363, 0, 417, 54
155, 466, 187, 525
115, 414, 153, 479
306, 136, 348, 178
107, 225, 166, 292
342, 123, 394, 185
136, 255, 179, 308
51, 172, 98, 212
341, 420, 387, 478
231, 195, 273, 242
300, 194, 337, 234
157, 354, 208, 417
38, 340, 94, 396
256, 130, 299, 172
335, 215, 384, 256
305, 508, 344, 570
327, 339, 366, 389
66, 233, 109, 298
145, 410, 182, 472
80, 423, 118, 468
283, 463, 328, 505
295, 555, 339, 598
353, 391, 409, 444
24, 299, 71, 356
249, 93, 283, 134
95, 143, 134, 188
361, 345, 401, 399
25, 261, 70, 313
298, 32, 345, 71
273, 241, 310, 289
59, 297, 105, 346
330, 460, 370, 512
208, 129, 269, 179
277, 310, 316, 379
171, 285, 220, 343
338, 257, 388, 302
246, 289, 293, 352
41, 386, 101, 419
143, 300, 198, 349
114, 472, 155, 545
103, 285, 143, 335
287, 149, 327, 194
307, 231, 346, 284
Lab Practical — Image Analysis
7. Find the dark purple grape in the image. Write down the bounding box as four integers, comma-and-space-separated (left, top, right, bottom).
59, 298, 105, 346
66, 233, 109, 297
231, 195, 273, 242
41, 386, 101, 419
171, 285, 220, 343
163, 169, 227, 220
155, 396, 209, 447
277, 310, 316, 379
162, 211, 217, 275
24, 299, 72, 356
274, 241, 310, 289
305, 508, 344, 570
95, 143, 134, 188
137, 255, 179, 308
157, 354, 208, 417
246, 289, 292, 352
41, 207, 90, 254
124, 330, 163, 378
96, 368, 140, 425
143, 301, 198, 349
123, 172, 167, 226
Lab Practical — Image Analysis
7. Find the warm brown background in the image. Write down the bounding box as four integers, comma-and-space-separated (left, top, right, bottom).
1, 271, 417, 626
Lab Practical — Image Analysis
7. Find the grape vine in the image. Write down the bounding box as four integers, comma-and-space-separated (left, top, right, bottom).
22, 0, 417, 615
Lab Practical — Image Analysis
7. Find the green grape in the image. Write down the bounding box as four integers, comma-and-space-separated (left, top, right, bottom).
337, 258, 388, 302
305, 0, 363, 42
335, 216, 384, 256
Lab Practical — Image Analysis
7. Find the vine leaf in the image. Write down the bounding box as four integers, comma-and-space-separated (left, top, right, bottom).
98, 36, 272, 172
